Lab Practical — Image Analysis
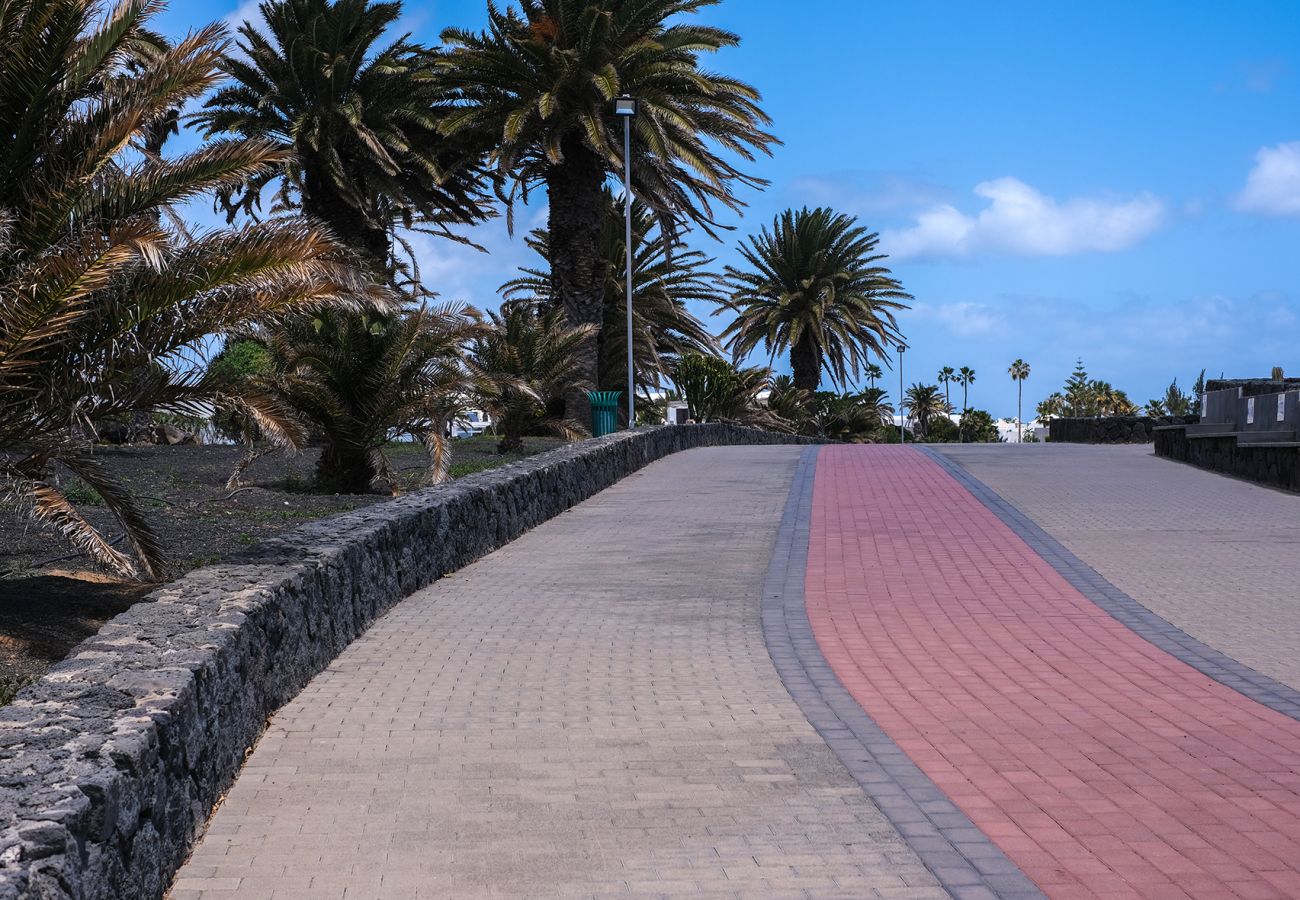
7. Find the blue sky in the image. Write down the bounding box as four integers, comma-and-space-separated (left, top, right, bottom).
159, 0, 1300, 418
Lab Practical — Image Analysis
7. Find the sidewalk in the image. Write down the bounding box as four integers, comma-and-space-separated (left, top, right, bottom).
173, 446, 942, 899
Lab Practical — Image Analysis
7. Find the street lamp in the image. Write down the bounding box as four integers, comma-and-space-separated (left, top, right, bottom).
613, 94, 639, 428
897, 342, 907, 443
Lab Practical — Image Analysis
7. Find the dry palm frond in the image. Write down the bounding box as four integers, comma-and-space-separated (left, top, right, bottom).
0, 0, 379, 578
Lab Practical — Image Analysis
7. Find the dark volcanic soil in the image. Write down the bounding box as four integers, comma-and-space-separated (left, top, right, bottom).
0, 435, 563, 692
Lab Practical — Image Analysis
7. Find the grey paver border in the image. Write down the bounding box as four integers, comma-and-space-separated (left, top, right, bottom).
760, 446, 1045, 900
923, 447, 1300, 723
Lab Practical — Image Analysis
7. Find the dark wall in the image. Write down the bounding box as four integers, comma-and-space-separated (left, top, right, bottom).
0, 426, 815, 899
1155, 428, 1300, 492
1048, 416, 1200, 444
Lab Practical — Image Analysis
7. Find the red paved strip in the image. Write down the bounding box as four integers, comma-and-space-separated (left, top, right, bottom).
806, 445, 1300, 900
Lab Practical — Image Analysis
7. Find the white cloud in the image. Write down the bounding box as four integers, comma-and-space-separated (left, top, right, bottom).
1234, 142, 1300, 216
910, 301, 1006, 338
883, 177, 1165, 260
223, 0, 263, 30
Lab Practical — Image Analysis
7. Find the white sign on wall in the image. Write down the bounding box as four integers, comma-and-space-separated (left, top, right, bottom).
1281, 394, 1289, 423
1247, 397, 1255, 425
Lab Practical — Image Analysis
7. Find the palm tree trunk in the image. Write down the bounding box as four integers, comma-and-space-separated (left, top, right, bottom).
545, 137, 607, 427
316, 443, 376, 494
790, 334, 822, 392
1017, 382, 1023, 442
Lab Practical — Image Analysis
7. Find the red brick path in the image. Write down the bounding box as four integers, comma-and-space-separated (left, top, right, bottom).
805, 446, 1300, 899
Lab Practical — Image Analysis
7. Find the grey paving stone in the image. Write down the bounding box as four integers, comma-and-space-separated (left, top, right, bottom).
176, 447, 944, 898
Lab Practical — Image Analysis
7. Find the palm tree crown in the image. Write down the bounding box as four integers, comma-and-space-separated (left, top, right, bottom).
903, 383, 950, 440
721, 207, 910, 392
197, 0, 489, 281
957, 365, 976, 410
0, 0, 379, 577
438, 0, 777, 403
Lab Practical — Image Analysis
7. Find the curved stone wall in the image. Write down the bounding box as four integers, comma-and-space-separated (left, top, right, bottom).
0, 426, 811, 899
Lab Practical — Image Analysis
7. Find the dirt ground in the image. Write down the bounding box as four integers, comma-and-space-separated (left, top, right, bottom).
0, 435, 564, 696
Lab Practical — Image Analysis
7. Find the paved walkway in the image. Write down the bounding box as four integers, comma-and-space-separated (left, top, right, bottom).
174, 447, 942, 899
934, 444, 1300, 691
171, 442, 1300, 900
807, 446, 1300, 899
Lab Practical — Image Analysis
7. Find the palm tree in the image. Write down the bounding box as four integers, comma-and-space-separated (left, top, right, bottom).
1037, 394, 1066, 421
501, 190, 720, 409
957, 366, 976, 411
902, 384, 950, 441
196, 0, 490, 281
864, 363, 883, 389
237, 304, 489, 492
721, 207, 910, 392
854, 387, 897, 429
766, 376, 813, 432
1008, 359, 1030, 442
469, 303, 595, 453
438, 0, 778, 410
0, 0, 380, 578
938, 366, 956, 408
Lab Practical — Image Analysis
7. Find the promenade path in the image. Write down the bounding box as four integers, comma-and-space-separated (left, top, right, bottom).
173, 442, 1300, 900
934, 444, 1300, 691
173, 446, 943, 899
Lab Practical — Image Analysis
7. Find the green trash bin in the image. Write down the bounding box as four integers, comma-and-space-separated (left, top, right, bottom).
587, 390, 622, 437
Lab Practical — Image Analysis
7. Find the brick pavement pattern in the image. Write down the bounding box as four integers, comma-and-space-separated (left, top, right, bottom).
934, 444, 1300, 692
174, 446, 944, 900
806, 446, 1300, 900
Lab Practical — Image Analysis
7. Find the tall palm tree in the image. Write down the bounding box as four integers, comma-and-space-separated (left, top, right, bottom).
721, 207, 910, 392
864, 363, 883, 389
938, 366, 956, 408
196, 0, 490, 282
501, 190, 720, 408
235, 304, 489, 492
0, 0, 380, 578
903, 384, 950, 441
438, 0, 778, 410
1008, 359, 1030, 442
957, 366, 976, 411
470, 303, 595, 453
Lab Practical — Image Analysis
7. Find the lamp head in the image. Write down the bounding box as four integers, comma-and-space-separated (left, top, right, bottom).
613, 95, 639, 117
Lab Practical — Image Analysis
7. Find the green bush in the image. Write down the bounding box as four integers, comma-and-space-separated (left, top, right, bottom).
959, 409, 1002, 443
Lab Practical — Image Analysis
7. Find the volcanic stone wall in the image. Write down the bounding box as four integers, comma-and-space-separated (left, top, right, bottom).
0, 425, 812, 899
1154, 428, 1300, 492
1048, 415, 1200, 444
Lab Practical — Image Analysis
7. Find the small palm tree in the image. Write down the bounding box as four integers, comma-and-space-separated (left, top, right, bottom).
903, 384, 950, 441
196, 0, 489, 279
766, 376, 813, 432
721, 207, 910, 392
501, 191, 720, 407
957, 366, 976, 412
0, 0, 378, 578
853, 387, 897, 429
237, 304, 490, 493
864, 363, 883, 389
1008, 359, 1030, 441
469, 303, 595, 453
938, 366, 956, 408
1037, 393, 1066, 421
439, 0, 777, 403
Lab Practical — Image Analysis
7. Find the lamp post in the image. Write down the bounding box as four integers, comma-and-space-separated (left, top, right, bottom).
897, 342, 907, 443
613, 94, 638, 428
